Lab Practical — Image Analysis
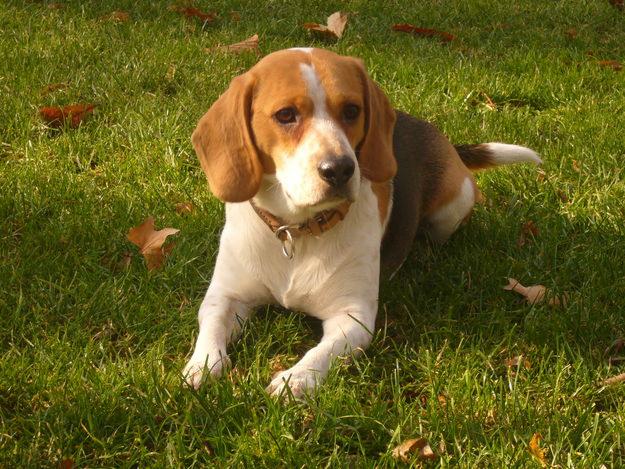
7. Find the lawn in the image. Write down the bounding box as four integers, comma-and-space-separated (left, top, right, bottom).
1, 0, 624, 466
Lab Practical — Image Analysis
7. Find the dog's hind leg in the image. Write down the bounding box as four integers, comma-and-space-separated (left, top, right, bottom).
423, 175, 480, 243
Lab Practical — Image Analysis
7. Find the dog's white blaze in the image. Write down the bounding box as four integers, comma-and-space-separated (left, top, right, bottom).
299, 63, 327, 118
486, 143, 542, 166
299, 63, 352, 151
428, 176, 475, 242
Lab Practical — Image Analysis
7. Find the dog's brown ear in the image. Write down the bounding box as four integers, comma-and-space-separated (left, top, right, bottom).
191, 73, 262, 202
353, 59, 397, 183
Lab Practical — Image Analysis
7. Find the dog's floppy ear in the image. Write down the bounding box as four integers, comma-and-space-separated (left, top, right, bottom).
353, 59, 397, 183
191, 73, 262, 202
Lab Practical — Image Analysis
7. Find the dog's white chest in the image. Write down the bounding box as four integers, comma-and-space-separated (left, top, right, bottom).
221, 182, 383, 318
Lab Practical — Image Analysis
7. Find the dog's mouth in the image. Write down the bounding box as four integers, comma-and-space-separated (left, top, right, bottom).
286, 186, 354, 211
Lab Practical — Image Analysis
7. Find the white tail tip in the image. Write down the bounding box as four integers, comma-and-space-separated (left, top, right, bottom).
485, 143, 542, 166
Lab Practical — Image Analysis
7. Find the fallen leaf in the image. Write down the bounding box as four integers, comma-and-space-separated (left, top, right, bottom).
503, 278, 566, 307
392, 23, 455, 43
529, 433, 548, 466
565, 28, 578, 39
127, 217, 179, 270
203, 440, 214, 456
517, 220, 539, 247
39, 104, 96, 128
604, 338, 625, 357
269, 354, 291, 374
601, 372, 625, 386
481, 91, 497, 110
556, 189, 569, 203
505, 355, 531, 370
438, 438, 447, 455
41, 82, 68, 96
59, 459, 74, 469
170, 6, 217, 23
598, 59, 623, 71
303, 11, 348, 39
165, 63, 177, 82
609, 0, 624, 11
391, 438, 437, 463
102, 11, 130, 22
536, 169, 546, 183
118, 251, 132, 270
208, 34, 259, 54
101, 251, 132, 272
175, 202, 194, 214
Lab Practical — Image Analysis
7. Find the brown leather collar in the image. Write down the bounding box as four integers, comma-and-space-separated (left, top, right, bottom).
249, 199, 351, 258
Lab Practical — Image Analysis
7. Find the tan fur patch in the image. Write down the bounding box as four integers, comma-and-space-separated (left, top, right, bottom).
422, 154, 476, 218
371, 181, 392, 224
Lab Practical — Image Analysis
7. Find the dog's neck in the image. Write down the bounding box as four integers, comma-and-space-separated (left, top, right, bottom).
251, 174, 348, 225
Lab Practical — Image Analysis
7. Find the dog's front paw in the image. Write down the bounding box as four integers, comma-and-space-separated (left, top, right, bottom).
266, 366, 320, 398
182, 353, 231, 389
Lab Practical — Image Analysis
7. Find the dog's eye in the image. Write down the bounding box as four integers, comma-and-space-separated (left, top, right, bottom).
274, 107, 298, 125
342, 104, 360, 122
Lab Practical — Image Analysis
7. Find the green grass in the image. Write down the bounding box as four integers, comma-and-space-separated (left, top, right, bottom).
1, 0, 624, 466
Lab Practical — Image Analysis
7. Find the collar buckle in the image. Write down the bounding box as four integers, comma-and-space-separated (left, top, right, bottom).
275, 225, 295, 260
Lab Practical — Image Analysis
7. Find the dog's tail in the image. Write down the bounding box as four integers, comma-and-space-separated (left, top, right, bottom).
455, 143, 542, 171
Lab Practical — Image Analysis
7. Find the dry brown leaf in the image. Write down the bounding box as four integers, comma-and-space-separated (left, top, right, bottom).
170, 6, 217, 23
565, 28, 578, 39
601, 372, 625, 386
556, 189, 569, 203
505, 355, 531, 370
609, 0, 624, 11
59, 459, 74, 469
127, 217, 179, 270
517, 220, 539, 247
536, 168, 546, 183
529, 433, 548, 466
303, 11, 348, 39
41, 82, 68, 96
503, 278, 566, 307
39, 104, 96, 128
269, 354, 293, 374
598, 59, 623, 71
391, 438, 437, 463
392, 23, 455, 43
604, 338, 625, 358
175, 202, 194, 214
118, 251, 132, 270
571, 160, 581, 172
102, 10, 130, 22
208, 34, 259, 54
481, 91, 497, 110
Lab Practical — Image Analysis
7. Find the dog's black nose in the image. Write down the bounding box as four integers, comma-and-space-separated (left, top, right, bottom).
317, 156, 355, 187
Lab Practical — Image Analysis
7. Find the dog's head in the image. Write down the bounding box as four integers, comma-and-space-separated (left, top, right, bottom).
192, 48, 396, 214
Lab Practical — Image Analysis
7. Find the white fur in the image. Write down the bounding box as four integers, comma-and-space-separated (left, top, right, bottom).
486, 143, 542, 166
184, 61, 379, 397
426, 177, 475, 242
183, 181, 383, 396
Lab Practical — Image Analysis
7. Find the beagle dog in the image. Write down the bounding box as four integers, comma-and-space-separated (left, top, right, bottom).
183, 48, 540, 397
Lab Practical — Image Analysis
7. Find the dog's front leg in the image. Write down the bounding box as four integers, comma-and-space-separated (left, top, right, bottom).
266, 306, 376, 398
183, 292, 252, 389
